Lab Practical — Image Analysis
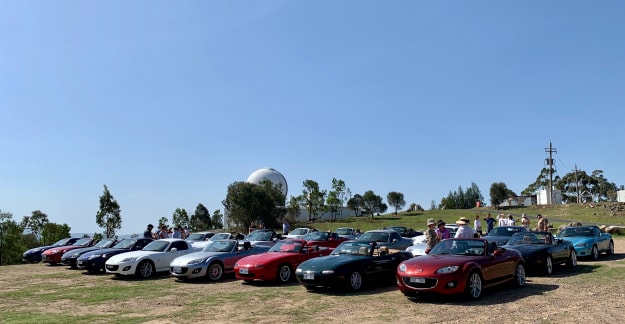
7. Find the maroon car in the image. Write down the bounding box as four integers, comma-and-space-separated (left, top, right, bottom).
302, 231, 349, 249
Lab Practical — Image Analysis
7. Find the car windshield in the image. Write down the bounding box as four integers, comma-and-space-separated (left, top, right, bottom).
487, 227, 524, 236
332, 242, 371, 256
303, 231, 329, 241
430, 239, 486, 256
269, 240, 304, 253
358, 232, 389, 243
112, 239, 136, 249
386, 227, 407, 234
202, 240, 236, 252
52, 238, 72, 246
558, 227, 595, 237
247, 231, 272, 241
143, 240, 170, 252
74, 238, 93, 246
94, 239, 116, 248
289, 228, 309, 235
210, 233, 232, 240
507, 233, 552, 245
335, 228, 353, 235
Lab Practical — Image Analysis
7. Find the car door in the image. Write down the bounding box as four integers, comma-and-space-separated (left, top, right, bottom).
159, 241, 189, 272
548, 233, 569, 263
481, 242, 511, 281
593, 227, 610, 251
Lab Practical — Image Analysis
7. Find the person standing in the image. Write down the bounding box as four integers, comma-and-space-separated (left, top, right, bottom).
435, 220, 451, 239
474, 215, 483, 237
158, 225, 169, 239
507, 214, 516, 226
282, 218, 290, 235
484, 213, 495, 234
521, 214, 530, 230
454, 217, 475, 239
172, 226, 182, 239
425, 219, 440, 254
144, 224, 154, 238
537, 214, 549, 231
498, 214, 507, 227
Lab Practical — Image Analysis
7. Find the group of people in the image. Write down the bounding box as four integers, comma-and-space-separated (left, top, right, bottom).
424, 213, 550, 254
143, 224, 190, 239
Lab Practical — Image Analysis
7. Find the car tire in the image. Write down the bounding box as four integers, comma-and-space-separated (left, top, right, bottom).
243, 279, 254, 283
465, 271, 482, 299
591, 245, 599, 260
277, 264, 292, 283
513, 263, 526, 287
401, 290, 418, 298
136, 260, 154, 278
567, 250, 577, 268
607, 241, 614, 256
207, 262, 224, 281
348, 271, 363, 291
544, 256, 553, 275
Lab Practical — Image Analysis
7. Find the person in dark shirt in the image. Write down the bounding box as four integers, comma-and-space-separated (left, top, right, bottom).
483, 213, 495, 234
144, 224, 154, 238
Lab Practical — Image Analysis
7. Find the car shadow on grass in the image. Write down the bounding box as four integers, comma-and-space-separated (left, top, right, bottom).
297, 279, 400, 296
526, 263, 600, 278
108, 271, 172, 281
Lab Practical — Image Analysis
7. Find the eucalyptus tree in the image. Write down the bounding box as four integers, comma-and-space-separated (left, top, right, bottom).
362, 190, 384, 219
387, 192, 405, 215
301, 180, 326, 222
20, 210, 49, 241
172, 208, 189, 228
189, 203, 211, 232
96, 184, 122, 238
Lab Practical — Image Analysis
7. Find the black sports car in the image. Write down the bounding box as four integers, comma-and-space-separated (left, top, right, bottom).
295, 241, 412, 291
76, 238, 153, 273
501, 231, 577, 275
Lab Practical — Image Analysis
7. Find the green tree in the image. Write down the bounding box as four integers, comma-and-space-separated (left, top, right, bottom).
223, 181, 276, 231
96, 185, 122, 238
362, 190, 383, 219
326, 178, 349, 221
522, 167, 560, 196
189, 204, 211, 232
20, 210, 49, 241
172, 208, 190, 228
301, 180, 326, 222
1, 210, 28, 265
211, 209, 223, 229
429, 200, 437, 210
347, 194, 364, 216
386, 192, 406, 215
555, 169, 618, 203
490, 182, 515, 207
158, 217, 169, 228
40, 223, 71, 245
286, 196, 301, 223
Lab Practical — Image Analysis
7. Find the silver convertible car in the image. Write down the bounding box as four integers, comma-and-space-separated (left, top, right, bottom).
170, 240, 270, 281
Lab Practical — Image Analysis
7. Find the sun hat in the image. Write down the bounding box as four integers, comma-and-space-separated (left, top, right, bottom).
427, 218, 436, 225
455, 217, 470, 225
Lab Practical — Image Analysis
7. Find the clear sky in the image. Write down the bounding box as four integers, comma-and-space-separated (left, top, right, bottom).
1, 1, 624, 235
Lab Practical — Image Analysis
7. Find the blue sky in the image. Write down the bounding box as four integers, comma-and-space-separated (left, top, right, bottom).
1, 1, 624, 235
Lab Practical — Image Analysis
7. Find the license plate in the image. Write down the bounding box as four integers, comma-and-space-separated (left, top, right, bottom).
410, 277, 425, 283
173, 267, 182, 273
239, 268, 248, 274
303, 273, 314, 280
77, 261, 84, 266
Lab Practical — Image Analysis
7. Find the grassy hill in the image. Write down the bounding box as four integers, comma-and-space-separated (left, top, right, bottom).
296, 202, 625, 234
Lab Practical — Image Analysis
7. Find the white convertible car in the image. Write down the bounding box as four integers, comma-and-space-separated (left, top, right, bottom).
105, 239, 198, 278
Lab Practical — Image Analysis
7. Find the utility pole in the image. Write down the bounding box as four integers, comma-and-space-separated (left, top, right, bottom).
545, 142, 557, 205
574, 164, 580, 204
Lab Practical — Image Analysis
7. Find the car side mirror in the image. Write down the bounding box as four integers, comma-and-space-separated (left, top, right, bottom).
170, 248, 178, 253
493, 249, 503, 256
557, 239, 563, 244
393, 239, 398, 243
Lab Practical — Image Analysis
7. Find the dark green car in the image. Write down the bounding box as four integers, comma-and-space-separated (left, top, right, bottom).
295, 241, 412, 291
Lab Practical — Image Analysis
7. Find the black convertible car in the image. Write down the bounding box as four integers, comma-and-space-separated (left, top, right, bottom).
295, 241, 412, 291
501, 231, 577, 275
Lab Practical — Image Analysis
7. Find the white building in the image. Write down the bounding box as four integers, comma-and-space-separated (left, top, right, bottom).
537, 189, 562, 205
617, 190, 625, 203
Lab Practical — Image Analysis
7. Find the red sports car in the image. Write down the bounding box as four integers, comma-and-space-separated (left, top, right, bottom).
41, 238, 96, 265
302, 231, 348, 249
234, 239, 331, 283
396, 238, 526, 299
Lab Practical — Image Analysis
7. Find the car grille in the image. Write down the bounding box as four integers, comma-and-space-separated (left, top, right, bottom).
402, 277, 437, 289
171, 267, 188, 274
106, 265, 119, 271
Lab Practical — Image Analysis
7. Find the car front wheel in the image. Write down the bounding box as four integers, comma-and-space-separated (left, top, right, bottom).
591, 245, 599, 260
277, 264, 292, 283
465, 271, 482, 299
607, 241, 614, 256
544, 256, 553, 275
514, 263, 526, 287
348, 271, 363, 291
207, 262, 224, 281
136, 260, 154, 278
567, 250, 577, 268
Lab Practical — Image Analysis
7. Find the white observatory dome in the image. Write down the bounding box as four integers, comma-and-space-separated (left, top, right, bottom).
246, 167, 288, 198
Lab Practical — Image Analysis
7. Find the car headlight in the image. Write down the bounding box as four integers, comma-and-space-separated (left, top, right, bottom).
322, 270, 334, 274
575, 242, 590, 247
295, 268, 302, 274
187, 258, 206, 265
399, 263, 407, 272
435, 266, 459, 274
121, 257, 136, 262
49, 250, 58, 254
88, 255, 99, 260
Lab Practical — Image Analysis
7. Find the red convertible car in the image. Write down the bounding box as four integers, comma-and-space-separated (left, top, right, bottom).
234, 239, 331, 283
41, 238, 96, 265
396, 238, 526, 299
302, 231, 348, 249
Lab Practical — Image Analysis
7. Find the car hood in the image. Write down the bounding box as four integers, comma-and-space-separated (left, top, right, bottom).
559, 237, 596, 245
171, 251, 228, 264
297, 254, 364, 270
85, 248, 129, 257
107, 250, 161, 262
237, 252, 299, 265
404, 254, 475, 268
25, 246, 53, 254
64, 246, 99, 256
502, 244, 548, 255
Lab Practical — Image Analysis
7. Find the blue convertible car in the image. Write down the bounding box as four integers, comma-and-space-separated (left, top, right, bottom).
556, 225, 614, 260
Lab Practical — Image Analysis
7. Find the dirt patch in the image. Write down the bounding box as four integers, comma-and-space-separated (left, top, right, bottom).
2, 239, 625, 323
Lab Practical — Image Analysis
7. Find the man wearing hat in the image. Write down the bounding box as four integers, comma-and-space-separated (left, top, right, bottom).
454, 217, 476, 239
144, 224, 154, 238
425, 218, 440, 254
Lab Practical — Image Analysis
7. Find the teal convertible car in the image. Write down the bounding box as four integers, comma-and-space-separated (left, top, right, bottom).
557, 225, 614, 260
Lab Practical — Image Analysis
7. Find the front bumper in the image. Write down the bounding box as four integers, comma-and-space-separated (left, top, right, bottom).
170, 264, 207, 279
105, 261, 137, 276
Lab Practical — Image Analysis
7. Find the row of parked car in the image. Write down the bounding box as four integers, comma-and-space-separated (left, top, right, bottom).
21, 225, 614, 300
